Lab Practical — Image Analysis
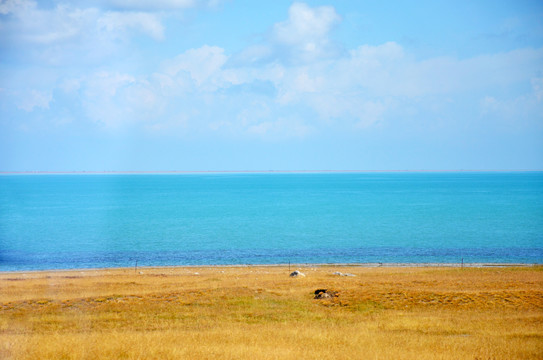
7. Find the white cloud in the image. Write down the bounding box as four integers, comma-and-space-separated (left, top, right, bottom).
398, 48, 543, 97
59, 78, 82, 94
68, 40, 542, 134
274, 67, 324, 104
81, 71, 137, 127
102, 0, 196, 10
150, 72, 178, 93
98, 11, 164, 40
479, 92, 543, 126
293, 71, 324, 93
246, 117, 313, 138
231, 44, 274, 66
100, 0, 223, 11
2, 1, 542, 141
85, 71, 135, 98
354, 101, 387, 128
350, 42, 404, 62
273, 2, 340, 46
273, 2, 341, 63
532, 77, 543, 102
16, 89, 53, 112
0, 2, 100, 45
163, 45, 228, 87
0, 0, 188, 50
326, 44, 543, 99
234, 2, 342, 65
0, 0, 34, 15
124, 82, 157, 108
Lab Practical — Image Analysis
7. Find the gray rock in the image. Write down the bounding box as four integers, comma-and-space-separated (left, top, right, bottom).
333, 271, 356, 277
289, 270, 305, 277
314, 289, 339, 299
315, 292, 332, 299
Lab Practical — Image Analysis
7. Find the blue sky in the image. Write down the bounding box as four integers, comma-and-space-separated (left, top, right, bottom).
1, 0, 542, 171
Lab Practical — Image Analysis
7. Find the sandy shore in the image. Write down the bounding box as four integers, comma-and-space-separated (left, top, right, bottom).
1, 262, 538, 276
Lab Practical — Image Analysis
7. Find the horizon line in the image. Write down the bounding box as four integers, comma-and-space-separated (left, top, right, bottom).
1, 169, 542, 175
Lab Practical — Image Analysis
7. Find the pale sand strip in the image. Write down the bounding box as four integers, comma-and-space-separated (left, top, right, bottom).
0, 262, 538, 278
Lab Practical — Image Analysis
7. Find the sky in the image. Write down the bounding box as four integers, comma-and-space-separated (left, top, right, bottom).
0, 0, 542, 171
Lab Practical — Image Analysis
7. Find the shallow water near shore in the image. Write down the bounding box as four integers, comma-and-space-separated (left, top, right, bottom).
1, 172, 542, 271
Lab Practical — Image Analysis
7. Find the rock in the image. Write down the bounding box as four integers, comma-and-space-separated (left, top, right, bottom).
289, 270, 305, 277
315, 292, 332, 299
333, 271, 356, 277
314, 289, 339, 299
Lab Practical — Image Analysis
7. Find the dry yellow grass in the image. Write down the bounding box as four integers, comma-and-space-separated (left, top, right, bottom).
1, 265, 542, 359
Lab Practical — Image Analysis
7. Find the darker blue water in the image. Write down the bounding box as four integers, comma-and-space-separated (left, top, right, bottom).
1, 172, 542, 271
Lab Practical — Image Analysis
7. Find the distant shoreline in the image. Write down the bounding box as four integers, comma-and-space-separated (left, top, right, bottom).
1, 263, 540, 275
1, 169, 542, 175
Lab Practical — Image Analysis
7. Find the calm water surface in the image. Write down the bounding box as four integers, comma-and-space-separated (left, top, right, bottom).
1, 172, 542, 270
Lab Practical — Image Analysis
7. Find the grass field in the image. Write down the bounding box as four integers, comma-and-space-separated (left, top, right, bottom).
1, 265, 542, 359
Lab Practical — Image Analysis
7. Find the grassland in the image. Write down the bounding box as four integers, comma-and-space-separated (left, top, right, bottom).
1, 265, 542, 359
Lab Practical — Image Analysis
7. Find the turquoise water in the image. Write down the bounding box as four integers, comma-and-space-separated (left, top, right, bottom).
1, 172, 542, 270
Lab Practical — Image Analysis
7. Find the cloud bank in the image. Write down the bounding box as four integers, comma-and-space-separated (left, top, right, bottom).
1, 1, 542, 141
